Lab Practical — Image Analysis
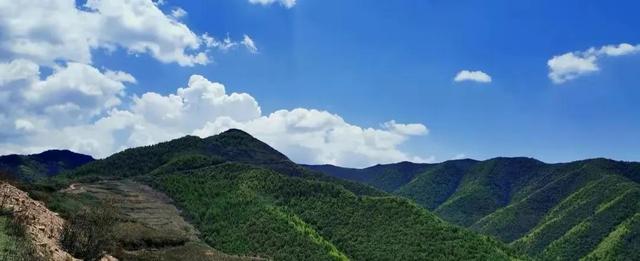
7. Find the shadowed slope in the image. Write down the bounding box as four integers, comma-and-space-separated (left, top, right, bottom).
0, 150, 94, 181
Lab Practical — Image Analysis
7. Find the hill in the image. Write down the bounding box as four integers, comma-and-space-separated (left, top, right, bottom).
307, 157, 640, 260
51, 129, 520, 260
0, 150, 94, 181
68, 129, 382, 197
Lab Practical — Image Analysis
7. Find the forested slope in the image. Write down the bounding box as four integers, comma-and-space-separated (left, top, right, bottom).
58, 129, 520, 260
307, 157, 640, 260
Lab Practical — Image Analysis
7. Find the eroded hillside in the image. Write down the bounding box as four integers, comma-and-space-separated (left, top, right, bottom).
0, 181, 76, 261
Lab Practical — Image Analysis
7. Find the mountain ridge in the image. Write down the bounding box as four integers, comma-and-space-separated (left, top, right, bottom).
0, 149, 94, 180
3, 129, 638, 260
306, 157, 640, 260
45, 129, 521, 260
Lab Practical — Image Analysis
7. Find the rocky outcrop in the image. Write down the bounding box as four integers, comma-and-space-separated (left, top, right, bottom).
0, 181, 78, 261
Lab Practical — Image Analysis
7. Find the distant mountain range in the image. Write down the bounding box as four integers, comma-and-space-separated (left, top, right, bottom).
0, 150, 94, 180
306, 157, 640, 260
1, 130, 638, 260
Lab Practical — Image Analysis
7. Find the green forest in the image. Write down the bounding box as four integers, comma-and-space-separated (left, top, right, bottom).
308, 157, 640, 260
1, 129, 638, 260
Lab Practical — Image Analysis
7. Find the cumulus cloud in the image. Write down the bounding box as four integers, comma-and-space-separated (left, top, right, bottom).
193, 109, 431, 167
249, 0, 297, 8
382, 120, 429, 136
454, 70, 492, 83
0, 0, 260, 67
548, 43, 640, 84
0, 0, 426, 168
0, 60, 131, 133
1, 71, 429, 167
0, 59, 39, 85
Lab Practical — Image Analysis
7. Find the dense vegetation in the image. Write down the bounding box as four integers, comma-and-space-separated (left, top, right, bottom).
152, 163, 518, 260
583, 213, 640, 260
51, 129, 519, 260
69, 129, 382, 197
308, 157, 640, 260
5, 128, 640, 260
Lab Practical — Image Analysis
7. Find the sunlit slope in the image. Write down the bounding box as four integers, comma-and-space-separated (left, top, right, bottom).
153, 163, 518, 260
62, 129, 518, 260
69, 129, 382, 196
308, 158, 640, 260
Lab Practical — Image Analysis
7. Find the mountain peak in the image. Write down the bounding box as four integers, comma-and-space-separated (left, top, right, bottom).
218, 128, 252, 137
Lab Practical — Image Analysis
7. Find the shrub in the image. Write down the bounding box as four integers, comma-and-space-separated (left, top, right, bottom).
60, 203, 118, 260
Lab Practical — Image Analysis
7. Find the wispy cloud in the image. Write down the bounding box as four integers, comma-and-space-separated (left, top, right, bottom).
248, 0, 296, 8
203, 33, 259, 54
242, 35, 259, 54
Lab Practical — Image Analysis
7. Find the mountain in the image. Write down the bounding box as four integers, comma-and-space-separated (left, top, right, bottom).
69, 129, 382, 196
306, 157, 640, 260
303, 161, 433, 192
51, 129, 520, 260
0, 150, 94, 180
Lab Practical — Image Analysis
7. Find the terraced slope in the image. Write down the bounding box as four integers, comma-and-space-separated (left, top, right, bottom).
307, 158, 640, 260
63, 179, 254, 261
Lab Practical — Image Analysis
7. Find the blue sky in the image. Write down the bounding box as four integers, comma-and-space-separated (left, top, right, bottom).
1, 0, 639, 166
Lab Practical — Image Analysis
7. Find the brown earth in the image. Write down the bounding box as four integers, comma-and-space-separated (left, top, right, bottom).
64, 180, 262, 261
0, 181, 77, 261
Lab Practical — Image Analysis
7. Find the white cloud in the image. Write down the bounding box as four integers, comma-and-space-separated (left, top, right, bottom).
452, 153, 467, 160
249, 0, 297, 8
202, 33, 237, 52
105, 70, 137, 84
547, 53, 598, 84
0, 1, 426, 168
598, 43, 639, 56
193, 108, 430, 167
548, 43, 640, 84
14, 119, 35, 132
454, 70, 492, 83
0, 60, 131, 132
382, 120, 429, 136
0, 59, 39, 85
0, 71, 429, 168
170, 7, 187, 19
242, 35, 259, 54
0, 0, 214, 66
202, 33, 258, 54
